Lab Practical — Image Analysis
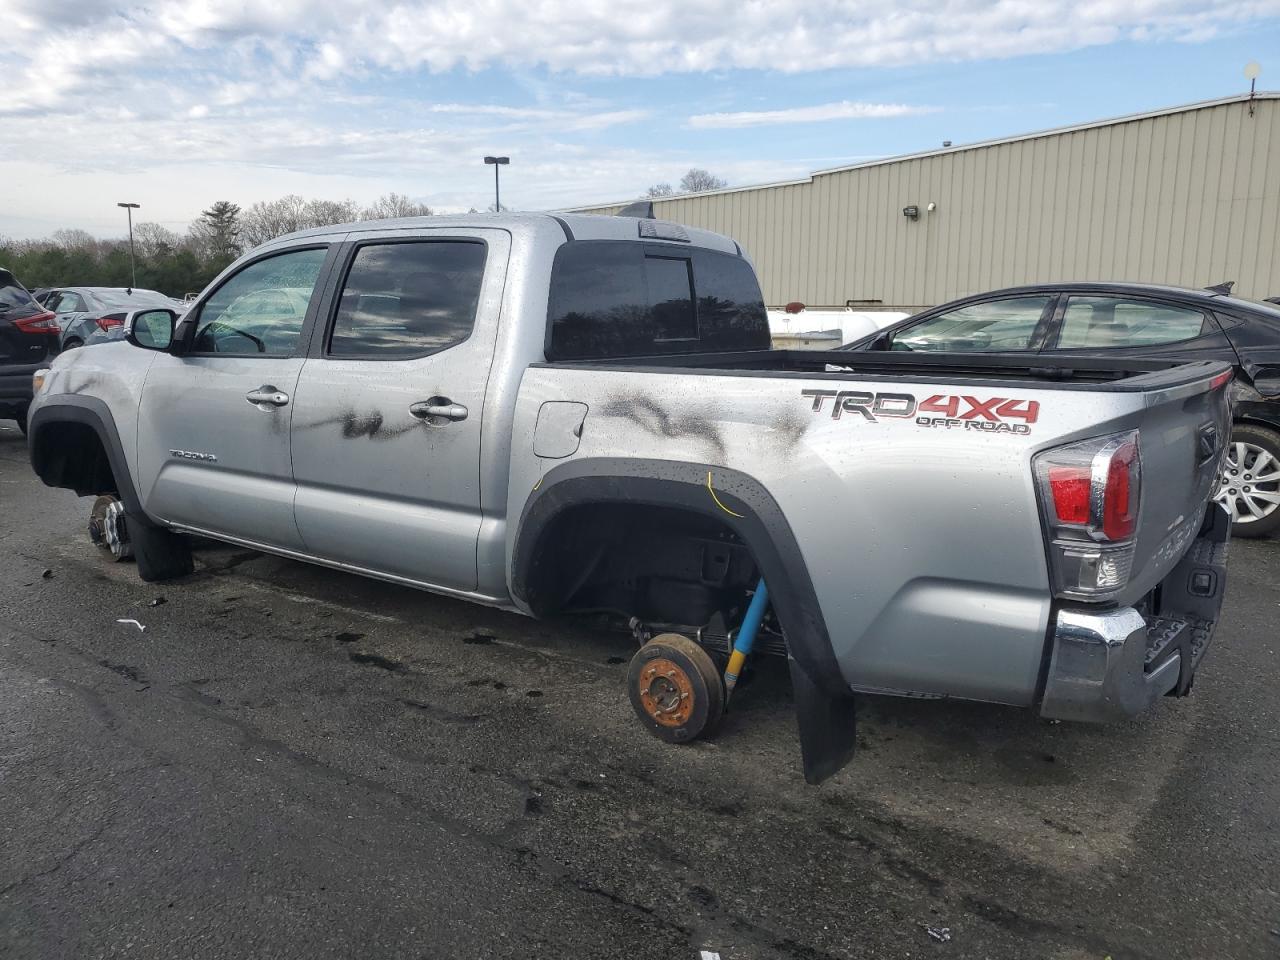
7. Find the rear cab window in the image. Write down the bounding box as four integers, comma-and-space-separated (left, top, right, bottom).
546, 240, 769, 360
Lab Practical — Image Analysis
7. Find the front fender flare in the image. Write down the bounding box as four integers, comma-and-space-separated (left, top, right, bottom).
28, 396, 149, 521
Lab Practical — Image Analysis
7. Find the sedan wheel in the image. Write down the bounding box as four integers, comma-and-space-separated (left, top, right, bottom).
1215, 425, 1280, 537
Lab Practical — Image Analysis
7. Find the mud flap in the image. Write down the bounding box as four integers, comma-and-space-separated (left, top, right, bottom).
789, 659, 857, 784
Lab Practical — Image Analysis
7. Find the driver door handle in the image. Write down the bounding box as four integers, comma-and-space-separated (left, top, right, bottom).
410, 400, 468, 422
246, 385, 290, 407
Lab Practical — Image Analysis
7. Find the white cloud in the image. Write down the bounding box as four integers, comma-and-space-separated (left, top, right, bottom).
688, 100, 937, 129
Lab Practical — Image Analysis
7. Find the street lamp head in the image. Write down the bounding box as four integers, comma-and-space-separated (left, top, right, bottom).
117, 202, 141, 209
483, 156, 510, 165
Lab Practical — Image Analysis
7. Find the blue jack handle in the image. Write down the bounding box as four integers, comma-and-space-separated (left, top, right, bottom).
725, 578, 768, 696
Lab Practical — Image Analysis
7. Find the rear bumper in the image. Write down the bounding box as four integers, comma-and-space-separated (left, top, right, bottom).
0, 363, 42, 413
1040, 506, 1230, 723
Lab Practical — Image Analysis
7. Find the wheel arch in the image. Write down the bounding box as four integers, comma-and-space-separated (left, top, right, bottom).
511, 457, 844, 696
28, 397, 146, 517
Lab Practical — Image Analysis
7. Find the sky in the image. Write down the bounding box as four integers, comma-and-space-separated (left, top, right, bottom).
1, 0, 1278, 240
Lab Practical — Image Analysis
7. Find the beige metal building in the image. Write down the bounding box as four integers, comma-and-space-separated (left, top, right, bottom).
573, 93, 1280, 313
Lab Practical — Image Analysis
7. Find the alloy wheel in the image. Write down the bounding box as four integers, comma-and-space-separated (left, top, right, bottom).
1215, 441, 1280, 524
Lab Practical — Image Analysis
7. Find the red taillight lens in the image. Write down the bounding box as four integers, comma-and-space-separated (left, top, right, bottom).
1034, 430, 1143, 601
94, 316, 125, 332
1048, 465, 1091, 524
1102, 441, 1139, 540
12, 310, 59, 334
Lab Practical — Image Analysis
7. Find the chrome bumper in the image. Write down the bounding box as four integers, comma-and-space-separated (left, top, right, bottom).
1039, 607, 1182, 723
1040, 510, 1229, 723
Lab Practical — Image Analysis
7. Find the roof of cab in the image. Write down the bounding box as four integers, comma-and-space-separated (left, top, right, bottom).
261, 212, 741, 256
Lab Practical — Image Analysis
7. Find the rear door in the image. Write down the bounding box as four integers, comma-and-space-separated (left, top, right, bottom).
289, 228, 508, 591
136, 244, 339, 549
1044, 293, 1238, 364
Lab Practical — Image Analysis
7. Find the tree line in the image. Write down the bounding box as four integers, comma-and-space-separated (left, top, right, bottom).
0, 192, 434, 299
1, 169, 728, 299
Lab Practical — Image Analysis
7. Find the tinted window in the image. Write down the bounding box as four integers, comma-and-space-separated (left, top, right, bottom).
1056, 296, 1207, 349
892, 296, 1050, 352
0, 280, 36, 312
647, 257, 696, 341
193, 247, 327, 355
547, 241, 768, 360
329, 241, 486, 358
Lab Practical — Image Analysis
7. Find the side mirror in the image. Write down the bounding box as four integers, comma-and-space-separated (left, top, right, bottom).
127, 308, 176, 351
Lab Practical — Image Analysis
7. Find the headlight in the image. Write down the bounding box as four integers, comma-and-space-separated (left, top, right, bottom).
32, 368, 50, 393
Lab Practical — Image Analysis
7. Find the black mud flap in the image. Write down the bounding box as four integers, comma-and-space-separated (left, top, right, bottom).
789, 659, 857, 784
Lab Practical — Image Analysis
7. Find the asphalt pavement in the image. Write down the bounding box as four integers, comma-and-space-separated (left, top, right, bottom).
1, 416, 1277, 959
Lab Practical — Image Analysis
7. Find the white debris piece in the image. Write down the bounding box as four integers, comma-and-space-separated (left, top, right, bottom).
699, 951, 722, 960
116, 618, 146, 633
925, 925, 952, 942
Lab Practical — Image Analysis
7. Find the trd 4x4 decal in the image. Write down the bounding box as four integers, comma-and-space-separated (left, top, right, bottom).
802, 389, 1039, 434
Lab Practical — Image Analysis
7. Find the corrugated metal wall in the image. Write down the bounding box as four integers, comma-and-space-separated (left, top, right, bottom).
578, 96, 1279, 311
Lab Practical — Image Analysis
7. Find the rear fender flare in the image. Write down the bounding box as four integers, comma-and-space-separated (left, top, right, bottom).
511, 457, 845, 697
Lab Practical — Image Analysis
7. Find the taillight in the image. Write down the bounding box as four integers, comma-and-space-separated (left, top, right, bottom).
94, 315, 125, 332
12, 310, 59, 334
1034, 430, 1142, 601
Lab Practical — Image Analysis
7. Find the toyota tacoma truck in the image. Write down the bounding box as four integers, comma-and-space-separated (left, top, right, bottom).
27, 212, 1232, 783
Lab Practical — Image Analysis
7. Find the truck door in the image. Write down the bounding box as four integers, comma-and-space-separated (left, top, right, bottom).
288, 229, 508, 592
136, 244, 338, 549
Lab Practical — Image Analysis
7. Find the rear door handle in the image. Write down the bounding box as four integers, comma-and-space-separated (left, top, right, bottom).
410, 400, 468, 423
246, 385, 290, 407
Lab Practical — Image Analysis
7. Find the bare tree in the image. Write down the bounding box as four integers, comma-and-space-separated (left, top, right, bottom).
678, 168, 726, 193
363, 192, 434, 220
304, 198, 361, 227
239, 196, 307, 247
645, 183, 675, 198
133, 222, 182, 261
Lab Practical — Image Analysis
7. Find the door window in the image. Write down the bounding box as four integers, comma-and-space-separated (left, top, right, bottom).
192, 247, 327, 355
54, 292, 85, 314
891, 296, 1051, 352
328, 241, 487, 359
1055, 297, 1207, 349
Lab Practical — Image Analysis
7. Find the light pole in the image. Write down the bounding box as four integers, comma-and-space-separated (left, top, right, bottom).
483, 156, 509, 212
117, 202, 140, 289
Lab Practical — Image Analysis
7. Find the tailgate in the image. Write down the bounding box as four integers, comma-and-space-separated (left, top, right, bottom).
1122, 366, 1233, 603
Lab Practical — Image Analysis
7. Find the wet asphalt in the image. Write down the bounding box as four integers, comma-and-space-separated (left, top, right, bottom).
1, 417, 1278, 960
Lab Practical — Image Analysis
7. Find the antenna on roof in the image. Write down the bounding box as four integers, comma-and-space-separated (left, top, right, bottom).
1245, 61, 1261, 116
1204, 280, 1234, 296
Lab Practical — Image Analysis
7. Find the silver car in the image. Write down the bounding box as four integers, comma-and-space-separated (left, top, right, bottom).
43, 287, 183, 349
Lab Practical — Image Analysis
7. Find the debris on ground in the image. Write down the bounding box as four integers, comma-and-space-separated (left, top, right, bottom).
699, 951, 722, 960
116, 618, 147, 633
41, 568, 53, 579
924, 924, 952, 942
149, 597, 166, 607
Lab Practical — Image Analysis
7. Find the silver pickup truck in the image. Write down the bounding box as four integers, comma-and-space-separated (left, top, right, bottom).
27, 213, 1233, 782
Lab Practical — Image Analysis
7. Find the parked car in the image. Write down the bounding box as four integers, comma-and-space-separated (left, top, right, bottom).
42, 287, 183, 349
840, 282, 1280, 537
26, 215, 1232, 782
0, 268, 60, 434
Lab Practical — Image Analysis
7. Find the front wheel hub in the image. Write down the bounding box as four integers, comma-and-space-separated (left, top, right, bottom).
89, 495, 133, 561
